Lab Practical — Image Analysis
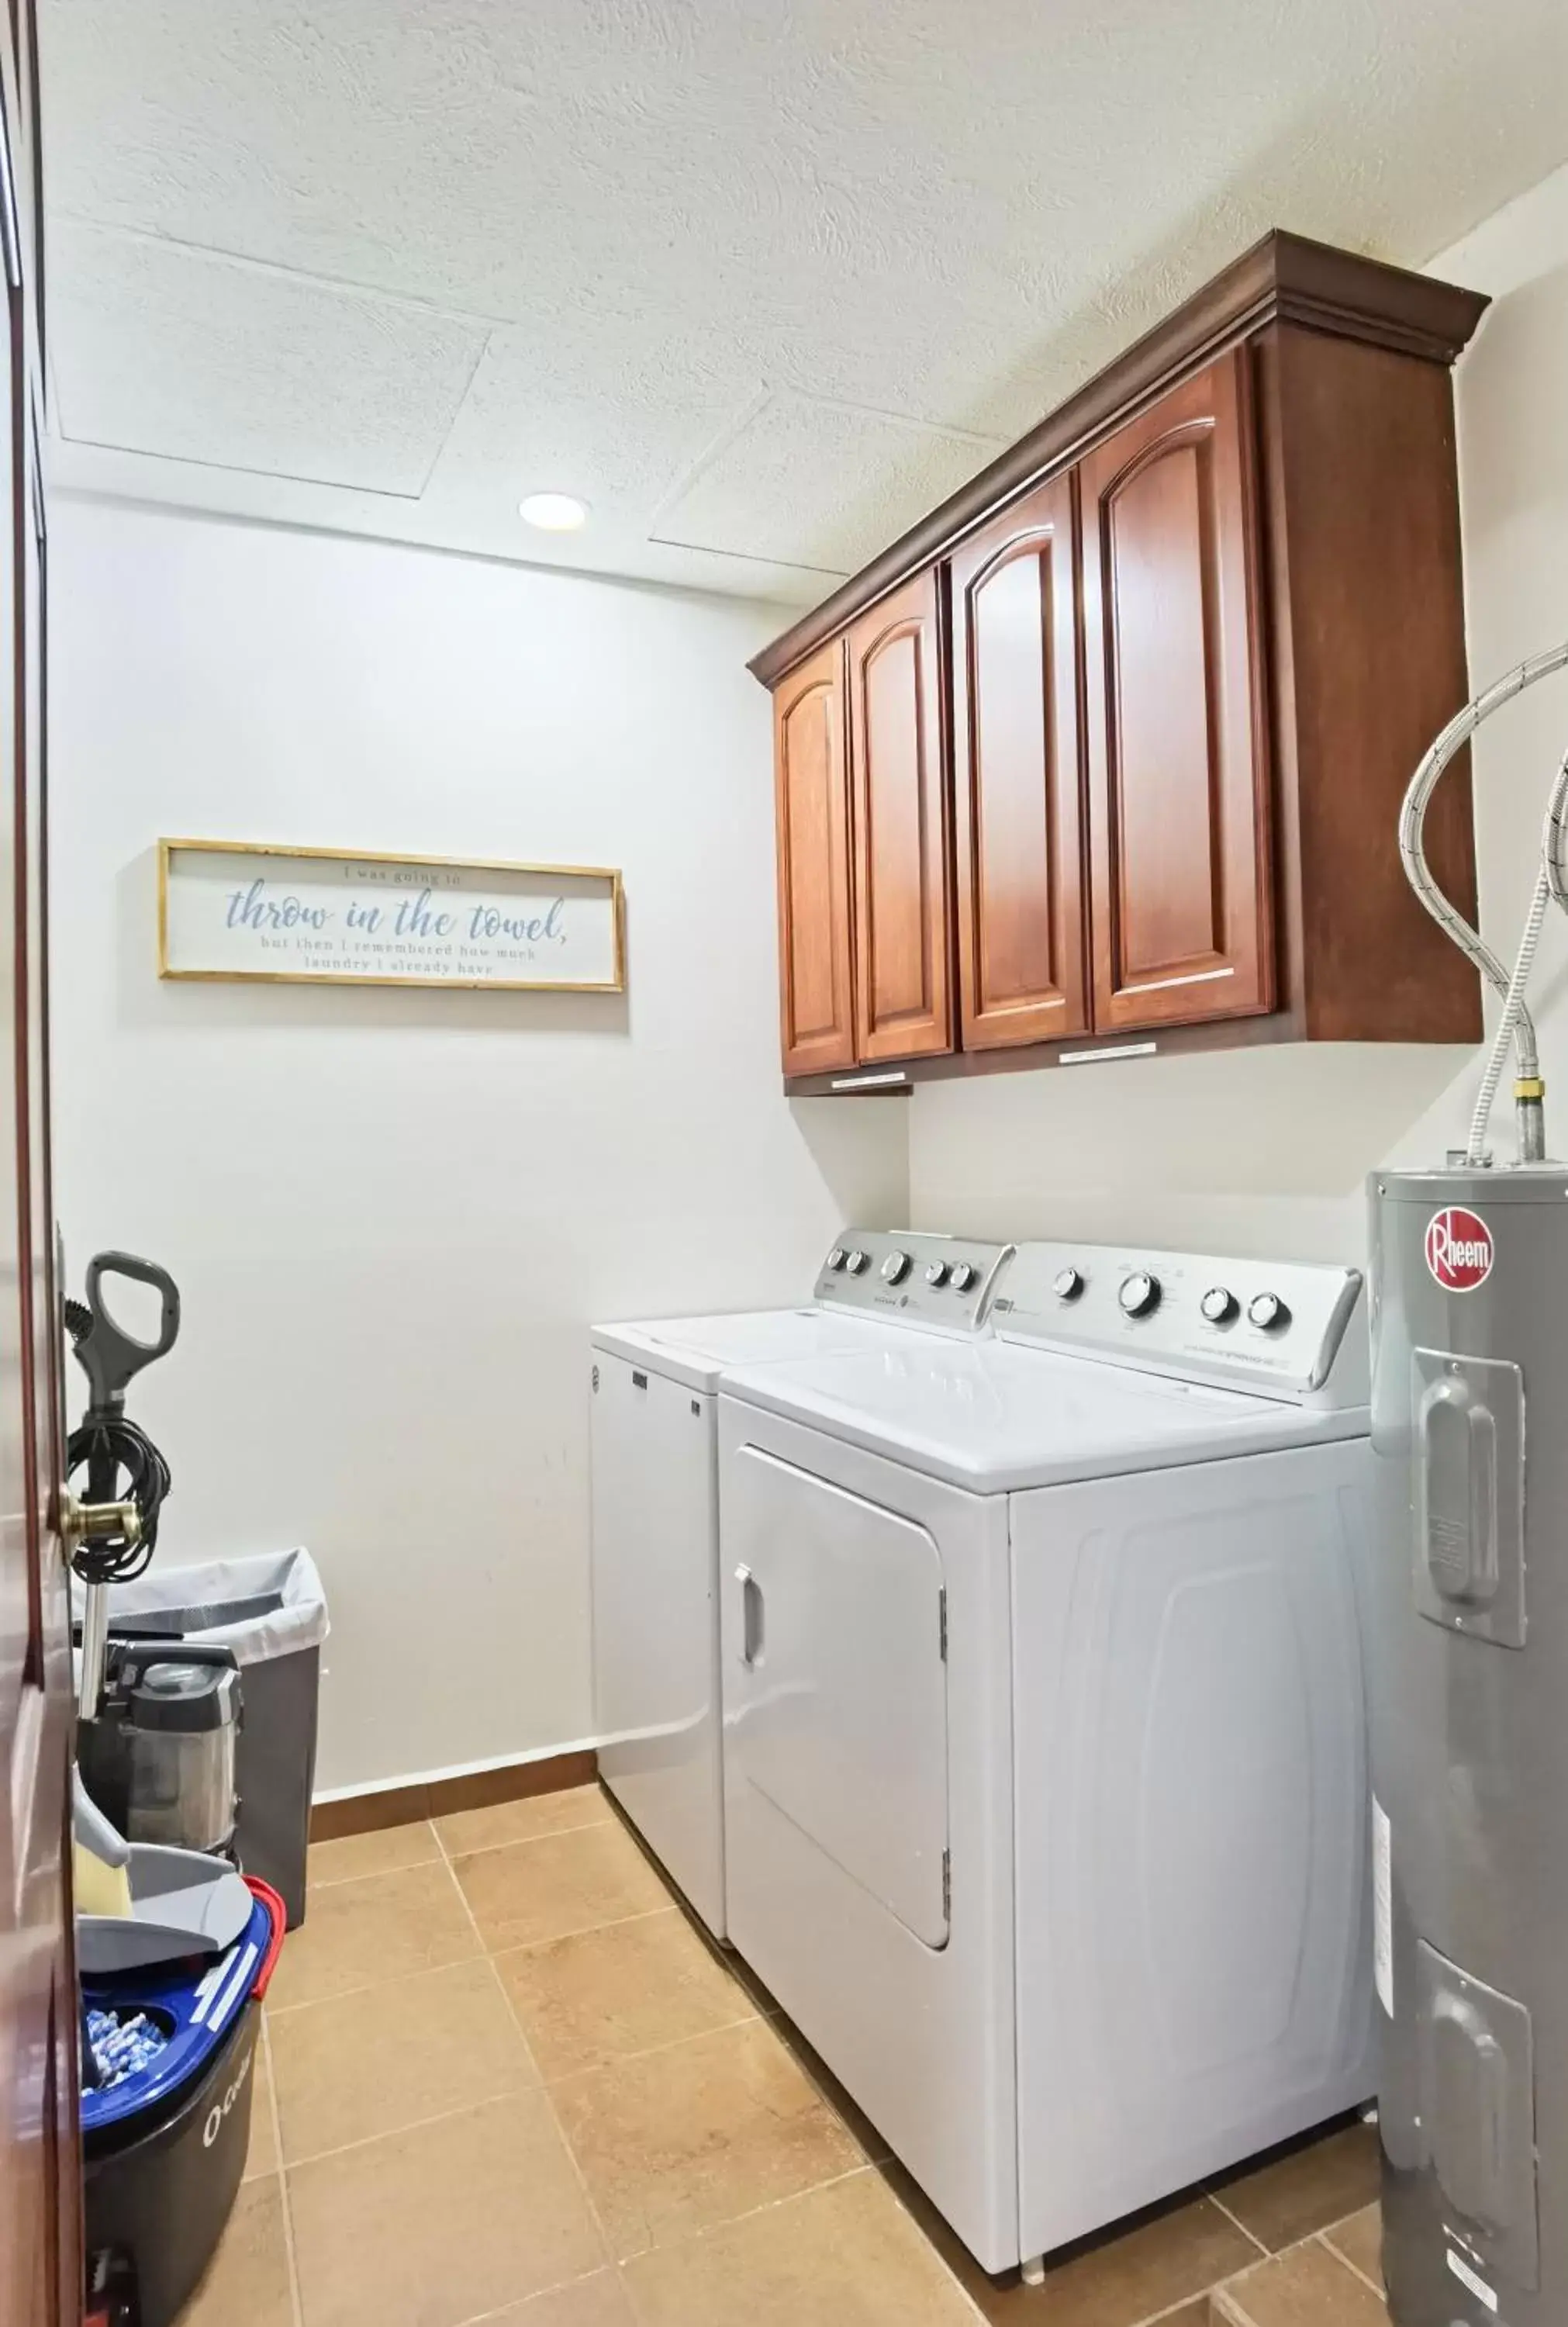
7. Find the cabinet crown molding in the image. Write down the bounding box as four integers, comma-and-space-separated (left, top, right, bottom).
749, 228, 1487, 690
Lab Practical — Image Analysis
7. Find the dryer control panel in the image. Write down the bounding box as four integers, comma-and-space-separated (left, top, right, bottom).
993, 1242, 1367, 1405
814, 1230, 1014, 1337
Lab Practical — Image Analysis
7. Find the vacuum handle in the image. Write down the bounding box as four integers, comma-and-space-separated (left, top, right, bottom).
78, 1252, 181, 1409
78, 1580, 109, 1720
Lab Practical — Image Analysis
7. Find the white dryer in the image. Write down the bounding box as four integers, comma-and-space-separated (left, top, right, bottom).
589, 1230, 1012, 1937
718, 1239, 1376, 2278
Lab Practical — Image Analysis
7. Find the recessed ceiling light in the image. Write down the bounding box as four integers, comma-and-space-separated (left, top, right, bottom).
520, 491, 589, 532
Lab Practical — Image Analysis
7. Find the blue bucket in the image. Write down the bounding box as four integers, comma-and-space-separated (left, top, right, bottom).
83, 1880, 284, 2327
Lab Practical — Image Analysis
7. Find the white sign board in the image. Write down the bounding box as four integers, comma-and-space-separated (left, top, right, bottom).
159, 842, 624, 991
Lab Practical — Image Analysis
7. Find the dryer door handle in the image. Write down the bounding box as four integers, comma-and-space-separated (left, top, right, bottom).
735, 1565, 765, 1668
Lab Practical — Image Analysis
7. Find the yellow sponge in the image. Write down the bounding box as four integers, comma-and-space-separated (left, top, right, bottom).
74, 1838, 133, 1920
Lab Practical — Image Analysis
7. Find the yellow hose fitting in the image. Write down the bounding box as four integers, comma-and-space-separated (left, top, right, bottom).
1516, 1077, 1546, 1100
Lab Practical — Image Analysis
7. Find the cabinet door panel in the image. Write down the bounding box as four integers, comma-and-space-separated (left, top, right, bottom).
1083, 349, 1273, 1031
773, 642, 855, 1076
848, 572, 952, 1062
950, 474, 1088, 1048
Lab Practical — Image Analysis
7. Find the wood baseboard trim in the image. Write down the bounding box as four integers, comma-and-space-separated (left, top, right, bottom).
309, 1748, 599, 1842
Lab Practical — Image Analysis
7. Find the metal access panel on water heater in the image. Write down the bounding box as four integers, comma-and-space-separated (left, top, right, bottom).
1415, 1940, 1539, 2290
1411, 1347, 1525, 1648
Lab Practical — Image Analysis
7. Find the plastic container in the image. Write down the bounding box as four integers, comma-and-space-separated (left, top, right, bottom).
90, 1549, 328, 1926
83, 1878, 285, 2327
77, 1842, 254, 1976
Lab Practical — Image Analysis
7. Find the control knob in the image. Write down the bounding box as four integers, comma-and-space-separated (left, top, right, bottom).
1200, 1286, 1238, 1325
1118, 1271, 1161, 1319
845, 1249, 870, 1276
827, 1247, 848, 1272
881, 1251, 912, 1285
1248, 1291, 1290, 1332
1052, 1267, 1085, 1302
951, 1262, 978, 1294
924, 1260, 950, 1288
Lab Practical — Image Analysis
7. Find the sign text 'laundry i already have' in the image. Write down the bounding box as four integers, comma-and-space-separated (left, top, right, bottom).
157, 843, 624, 991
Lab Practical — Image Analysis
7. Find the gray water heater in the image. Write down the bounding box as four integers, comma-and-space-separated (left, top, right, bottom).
1369, 632, 1568, 2325
1369, 1164, 1568, 2325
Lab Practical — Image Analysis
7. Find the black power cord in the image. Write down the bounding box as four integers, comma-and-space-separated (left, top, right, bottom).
64, 1287, 174, 1585
65, 1415, 171, 1584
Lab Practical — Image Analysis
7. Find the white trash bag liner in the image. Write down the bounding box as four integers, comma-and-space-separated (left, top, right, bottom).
80, 1547, 329, 1665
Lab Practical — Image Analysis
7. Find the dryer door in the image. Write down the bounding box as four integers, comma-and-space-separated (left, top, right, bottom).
724, 1444, 950, 1945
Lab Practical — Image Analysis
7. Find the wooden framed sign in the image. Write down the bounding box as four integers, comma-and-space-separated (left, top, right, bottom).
158, 841, 625, 991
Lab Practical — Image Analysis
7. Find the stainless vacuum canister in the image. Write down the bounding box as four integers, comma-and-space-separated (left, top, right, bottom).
1369, 1166, 1568, 2325
126, 1659, 241, 1855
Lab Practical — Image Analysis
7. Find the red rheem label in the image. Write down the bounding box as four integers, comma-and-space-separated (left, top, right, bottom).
1425, 1205, 1494, 1291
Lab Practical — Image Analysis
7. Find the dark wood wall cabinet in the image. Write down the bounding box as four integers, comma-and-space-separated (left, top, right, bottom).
848, 572, 952, 1063
753, 231, 1487, 1093
773, 641, 855, 1076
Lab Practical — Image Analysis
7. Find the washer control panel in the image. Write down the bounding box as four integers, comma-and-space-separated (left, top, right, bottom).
992, 1241, 1366, 1404
815, 1230, 1014, 1336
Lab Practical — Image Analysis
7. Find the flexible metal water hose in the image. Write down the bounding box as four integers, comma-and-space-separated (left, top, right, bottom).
1400, 642, 1568, 1163
1468, 868, 1549, 1165
1541, 742, 1568, 911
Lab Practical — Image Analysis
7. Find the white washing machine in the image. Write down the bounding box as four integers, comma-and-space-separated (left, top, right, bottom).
589, 1229, 1012, 1937
718, 1239, 1376, 2277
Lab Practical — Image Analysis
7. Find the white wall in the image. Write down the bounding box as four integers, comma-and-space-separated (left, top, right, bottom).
910, 161, 1568, 1263
908, 1046, 1469, 1263
48, 501, 907, 1793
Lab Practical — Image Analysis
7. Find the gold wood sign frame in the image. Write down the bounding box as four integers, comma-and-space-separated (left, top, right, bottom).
157, 839, 627, 992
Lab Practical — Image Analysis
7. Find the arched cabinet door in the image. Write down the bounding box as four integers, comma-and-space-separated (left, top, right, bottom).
949, 474, 1089, 1049
772, 641, 855, 1076
846, 571, 953, 1063
1081, 348, 1275, 1032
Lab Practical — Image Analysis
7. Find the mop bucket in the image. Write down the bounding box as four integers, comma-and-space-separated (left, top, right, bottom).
83, 1876, 285, 2327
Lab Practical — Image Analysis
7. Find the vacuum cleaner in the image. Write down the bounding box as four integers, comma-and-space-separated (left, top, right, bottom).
1369, 640, 1568, 2324
65, 1251, 276, 2327
71, 1253, 242, 1861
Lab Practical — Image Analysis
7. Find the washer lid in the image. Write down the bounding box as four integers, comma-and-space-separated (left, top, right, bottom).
592, 1309, 886, 1395
720, 1339, 1367, 1492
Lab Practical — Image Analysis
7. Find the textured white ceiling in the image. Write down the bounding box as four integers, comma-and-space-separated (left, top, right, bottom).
40, 0, 1568, 605
652, 391, 1006, 575
53, 221, 488, 492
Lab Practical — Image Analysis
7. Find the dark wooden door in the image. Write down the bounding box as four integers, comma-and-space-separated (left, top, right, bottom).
773, 640, 855, 1077
846, 571, 952, 1063
949, 473, 1088, 1049
1, 2, 77, 2319
1081, 348, 1274, 1032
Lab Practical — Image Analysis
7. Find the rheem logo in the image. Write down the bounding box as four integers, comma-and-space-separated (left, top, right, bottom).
1425, 1206, 1494, 1291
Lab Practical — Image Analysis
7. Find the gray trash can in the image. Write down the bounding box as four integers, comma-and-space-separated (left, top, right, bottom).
92, 1550, 329, 1929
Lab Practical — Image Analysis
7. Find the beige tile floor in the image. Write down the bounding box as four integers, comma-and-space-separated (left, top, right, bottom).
180, 1783, 1389, 2327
